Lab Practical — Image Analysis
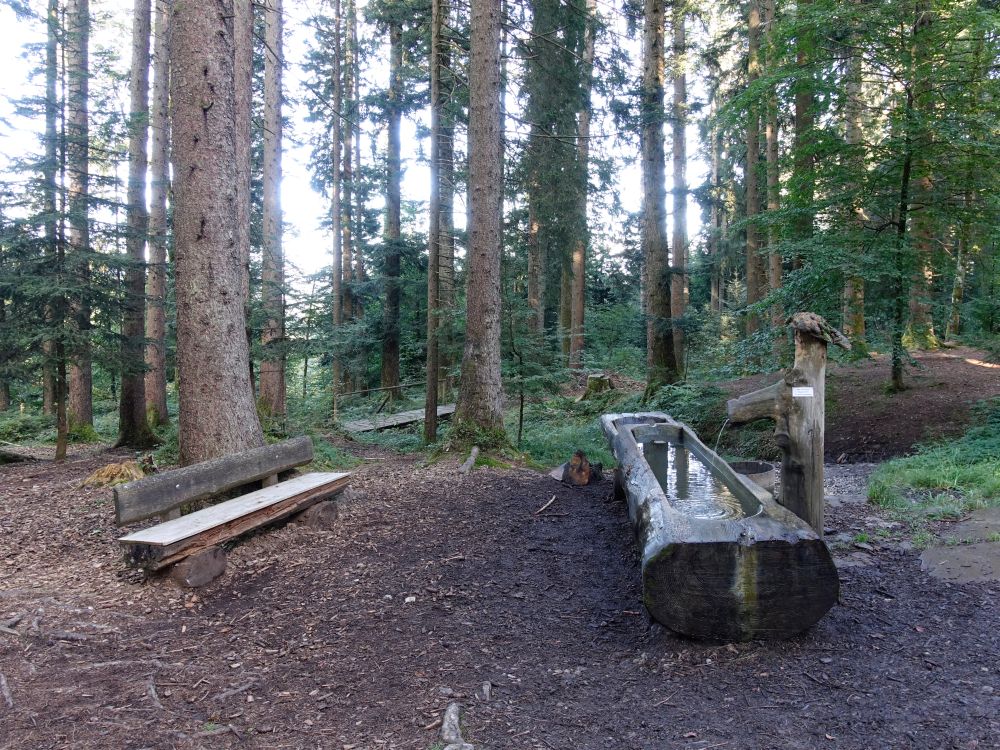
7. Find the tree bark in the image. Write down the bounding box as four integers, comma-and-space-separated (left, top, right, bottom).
118, 0, 158, 448
145, 0, 171, 427
841, 26, 866, 348
170, 0, 265, 465
744, 0, 764, 335
454, 0, 505, 441
381, 14, 403, 398
425, 0, 444, 442
341, 0, 355, 329
526, 189, 544, 333
642, 0, 676, 388
437, 21, 456, 400
42, 0, 59, 416
670, 2, 688, 369
67, 0, 92, 429
764, 0, 781, 329
569, 0, 597, 370
905, 2, 937, 348
234, 0, 252, 329
945, 191, 972, 340
709, 115, 722, 314
791, 0, 815, 249
330, 0, 343, 403
259, 0, 287, 419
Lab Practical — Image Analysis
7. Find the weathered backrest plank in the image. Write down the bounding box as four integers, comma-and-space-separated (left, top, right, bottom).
114, 436, 314, 525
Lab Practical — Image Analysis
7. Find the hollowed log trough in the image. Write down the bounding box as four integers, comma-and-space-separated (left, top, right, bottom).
602, 413, 839, 641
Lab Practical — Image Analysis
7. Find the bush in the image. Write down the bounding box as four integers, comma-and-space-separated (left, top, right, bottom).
0, 411, 53, 443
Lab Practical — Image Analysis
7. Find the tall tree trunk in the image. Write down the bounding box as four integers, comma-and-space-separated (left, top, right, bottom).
791, 0, 815, 250
67, 0, 92, 429
381, 15, 403, 398
259, 0, 286, 419
526, 178, 544, 333
559, 258, 571, 361
170, 0, 264, 464
42, 0, 59, 416
891, 85, 916, 392
642, 0, 676, 388
437, 3, 455, 399
425, 0, 443, 442
744, 0, 764, 335
330, 0, 343, 405
764, 0, 781, 329
234, 0, 254, 396
454, 0, 505, 441
350, 1, 365, 320
569, 0, 597, 370
0, 279, 8, 410
709, 115, 722, 314
945, 191, 972, 340
906, 2, 937, 348
145, 0, 171, 426
341, 0, 355, 330
670, 1, 688, 369
841, 25, 866, 348
117, 0, 158, 448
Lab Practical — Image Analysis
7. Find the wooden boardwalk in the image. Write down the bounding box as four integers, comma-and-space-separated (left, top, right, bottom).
343, 404, 456, 434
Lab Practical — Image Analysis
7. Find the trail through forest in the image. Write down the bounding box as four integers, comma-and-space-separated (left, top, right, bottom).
0, 351, 998, 750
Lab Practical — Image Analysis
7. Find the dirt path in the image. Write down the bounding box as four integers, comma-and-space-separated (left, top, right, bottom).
1, 446, 997, 749
725, 346, 1000, 461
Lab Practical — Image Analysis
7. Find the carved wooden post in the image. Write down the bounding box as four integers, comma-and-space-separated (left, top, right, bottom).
727, 313, 850, 535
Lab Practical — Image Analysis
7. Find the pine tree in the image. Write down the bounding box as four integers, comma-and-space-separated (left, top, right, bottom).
259, 0, 287, 419
170, 0, 264, 463
454, 0, 505, 442
117, 0, 158, 448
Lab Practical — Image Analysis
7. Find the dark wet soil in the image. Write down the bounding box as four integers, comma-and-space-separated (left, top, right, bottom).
1, 443, 997, 749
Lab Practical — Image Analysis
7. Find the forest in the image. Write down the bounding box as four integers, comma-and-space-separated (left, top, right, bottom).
0, 0, 998, 746
0, 0, 995, 463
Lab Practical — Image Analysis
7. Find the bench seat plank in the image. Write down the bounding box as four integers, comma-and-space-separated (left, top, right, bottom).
119, 472, 350, 570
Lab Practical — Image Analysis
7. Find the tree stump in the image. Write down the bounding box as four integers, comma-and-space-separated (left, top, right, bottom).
579, 373, 613, 401
295, 499, 339, 530
549, 450, 603, 485
170, 546, 227, 587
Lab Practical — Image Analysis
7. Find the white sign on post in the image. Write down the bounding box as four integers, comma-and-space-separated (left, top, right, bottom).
792, 386, 814, 398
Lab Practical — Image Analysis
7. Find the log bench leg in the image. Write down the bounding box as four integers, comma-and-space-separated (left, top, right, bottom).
170, 546, 227, 587
295, 499, 339, 530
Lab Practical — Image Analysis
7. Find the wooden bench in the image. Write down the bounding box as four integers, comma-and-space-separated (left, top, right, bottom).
114, 436, 350, 586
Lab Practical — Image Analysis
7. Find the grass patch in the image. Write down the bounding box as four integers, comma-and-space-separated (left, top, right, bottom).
868, 398, 1000, 537
309, 436, 361, 471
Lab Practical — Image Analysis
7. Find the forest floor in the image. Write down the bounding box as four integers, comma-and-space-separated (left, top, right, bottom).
0, 347, 998, 750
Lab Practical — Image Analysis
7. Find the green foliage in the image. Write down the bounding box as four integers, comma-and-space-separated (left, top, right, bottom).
153, 423, 179, 467
510, 395, 615, 469
868, 399, 1000, 525
0, 411, 53, 443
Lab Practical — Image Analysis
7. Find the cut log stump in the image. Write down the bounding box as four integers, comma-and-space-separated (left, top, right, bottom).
549, 450, 603, 485
578, 373, 613, 401
295, 499, 339, 530
170, 546, 227, 587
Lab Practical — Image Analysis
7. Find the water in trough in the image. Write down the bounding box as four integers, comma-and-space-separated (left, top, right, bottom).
639, 439, 756, 520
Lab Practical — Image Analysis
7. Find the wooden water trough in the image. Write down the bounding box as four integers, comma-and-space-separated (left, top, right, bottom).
602, 412, 839, 641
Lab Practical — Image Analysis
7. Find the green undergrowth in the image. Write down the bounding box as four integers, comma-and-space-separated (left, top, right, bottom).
309, 435, 361, 471
868, 399, 1000, 532
508, 380, 775, 470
